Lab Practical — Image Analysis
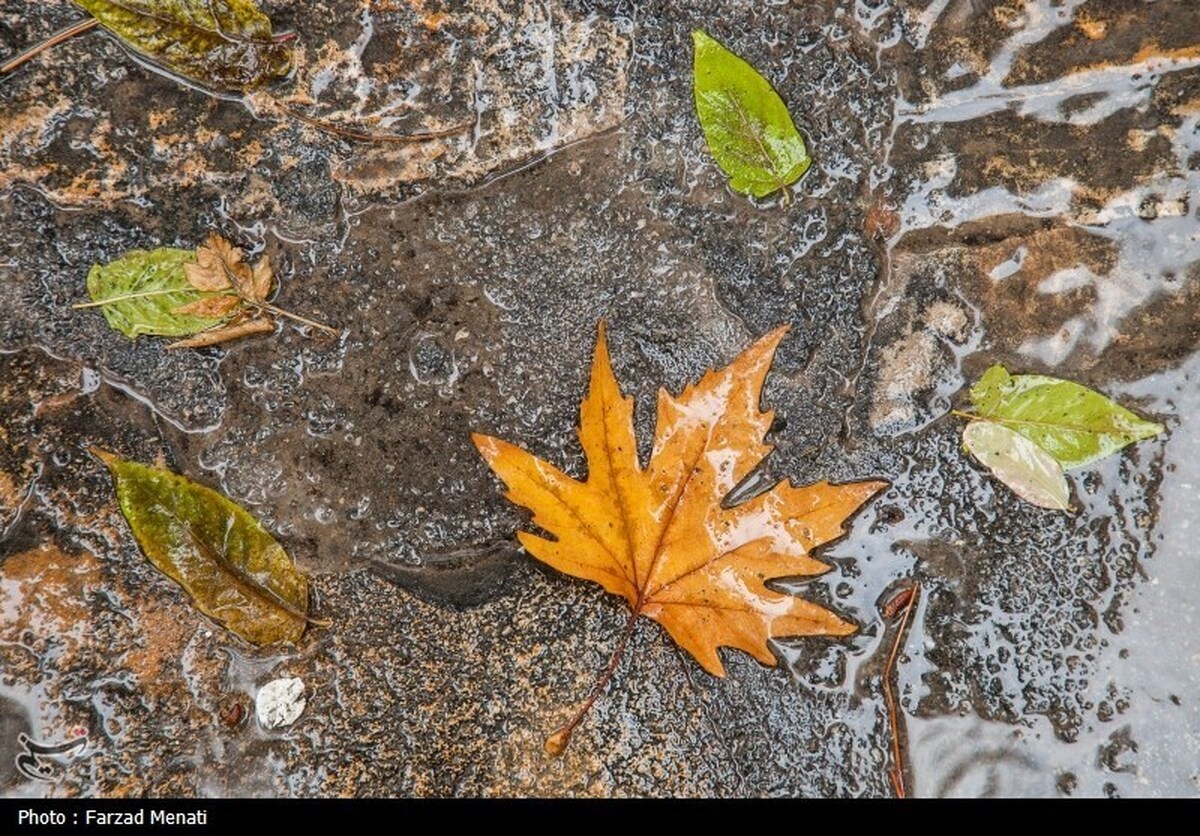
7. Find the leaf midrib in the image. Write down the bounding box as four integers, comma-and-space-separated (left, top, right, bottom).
969, 411, 1146, 437
723, 89, 787, 192
169, 511, 308, 628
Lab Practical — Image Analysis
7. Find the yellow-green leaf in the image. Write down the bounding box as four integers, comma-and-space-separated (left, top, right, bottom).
74, 0, 293, 92
692, 28, 811, 200
95, 449, 310, 645
967, 365, 1164, 469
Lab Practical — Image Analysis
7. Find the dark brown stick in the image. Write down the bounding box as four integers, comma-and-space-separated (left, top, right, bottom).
544, 606, 640, 756
282, 106, 470, 144
883, 582, 920, 798
2, 18, 100, 75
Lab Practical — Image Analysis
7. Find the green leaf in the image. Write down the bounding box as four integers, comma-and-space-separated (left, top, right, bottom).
95, 449, 310, 645
963, 421, 1070, 511
84, 247, 233, 339
73, 0, 293, 92
968, 365, 1165, 470
691, 28, 811, 200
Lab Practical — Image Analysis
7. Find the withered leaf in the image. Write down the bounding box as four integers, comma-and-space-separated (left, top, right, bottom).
73, 0, 293, 92
166, 316, 275, 350
474, 323, 884, 753
172, 294, 241, 318
251, 255, 273, 301
93, 448, 312, 646
185, 233, 272, 301
184, 243, 232, 292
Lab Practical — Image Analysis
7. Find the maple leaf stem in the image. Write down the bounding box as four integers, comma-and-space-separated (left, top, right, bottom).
883, 581, 920, 799
950, 409, 979, 422
545, 605, 641, 757
1, 17, 100, 75
260, 303, 341, 337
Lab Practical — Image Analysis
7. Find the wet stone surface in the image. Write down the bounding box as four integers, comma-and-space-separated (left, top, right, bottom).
2, 0, 1199, 797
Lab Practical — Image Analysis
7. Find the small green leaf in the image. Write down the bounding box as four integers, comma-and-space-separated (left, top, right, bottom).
74, 0, 293, 92
963, 421, 1070, 511
691, 28, 811, 200
968, 365, 1164, 469
95, 449, 310, 645
84, 247, 233, 339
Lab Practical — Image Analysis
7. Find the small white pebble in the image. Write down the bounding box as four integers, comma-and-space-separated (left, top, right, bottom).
256, 678, 306, 730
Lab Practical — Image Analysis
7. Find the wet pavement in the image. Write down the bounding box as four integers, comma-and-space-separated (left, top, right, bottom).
2, 0, 1198, 797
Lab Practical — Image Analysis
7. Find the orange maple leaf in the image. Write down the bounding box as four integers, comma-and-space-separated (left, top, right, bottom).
473, 323, 885, 754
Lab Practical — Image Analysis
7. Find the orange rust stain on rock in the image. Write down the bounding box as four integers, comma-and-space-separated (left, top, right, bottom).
1130, 41, 1200, 64
991, 3, 1024, 28
0, 99, 71, 194
231, 172, 281, 216
150, 132, 188, 157
192, 126, 221, 146
0, 544, 103, 633
1070, 40, 1200, 79
0, 100, 72, 152
0, 470, 24, 514
331, 142, 449, 192
117, 596, 195, 701
1077, 16, 1108, 40
147, 108, 177, 131
976, 224, 1114, 284
238, 139, 267, 168
392, 0, 451, 28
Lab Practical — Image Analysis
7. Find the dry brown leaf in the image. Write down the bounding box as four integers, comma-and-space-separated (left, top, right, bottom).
166, 316, 275, 349
185, 236, 236, 292
172, 294, 242, 318
474, 323, 885, 753
251, 255, 274, 301
185, 234, 270, 301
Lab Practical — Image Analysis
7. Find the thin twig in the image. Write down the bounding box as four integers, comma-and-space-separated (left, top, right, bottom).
2, 18, 100, 75
205, 242, 340, 337
883, 582, 920, 798
282, 106, 470, 144
262, 303, 341, 336
545, 606, 640, 757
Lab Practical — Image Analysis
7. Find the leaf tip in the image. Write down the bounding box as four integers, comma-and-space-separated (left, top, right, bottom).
746, 324, 790, 365
88, 446, 119, 469
471, 432, 501, 462
863, 479, 890, 499
829, 616, 858, 638
544, 729, 572, 757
